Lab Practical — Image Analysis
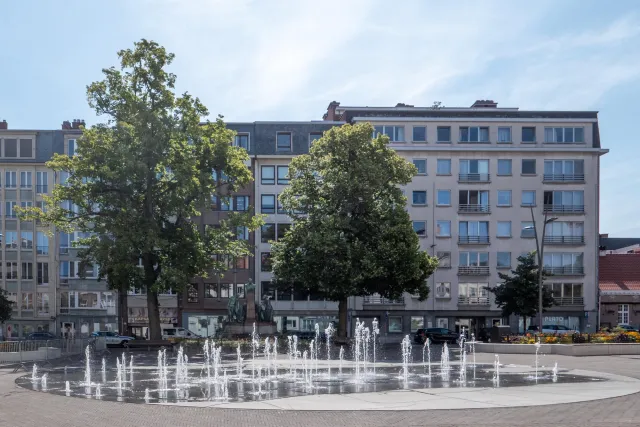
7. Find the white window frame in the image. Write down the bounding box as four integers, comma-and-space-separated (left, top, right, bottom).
373, 125, 405, 142
544, 127, 585, 144
19, 171, 32, 189
36, 171, 48, 194
5, 170, 16, 188
618, 304, 630, 325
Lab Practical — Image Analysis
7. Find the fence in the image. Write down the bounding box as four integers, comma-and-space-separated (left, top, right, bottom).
0, 337, 107, 369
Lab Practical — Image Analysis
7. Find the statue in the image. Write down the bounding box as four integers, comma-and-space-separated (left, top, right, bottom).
227, 294, 245, 323
256, 294, 274, 322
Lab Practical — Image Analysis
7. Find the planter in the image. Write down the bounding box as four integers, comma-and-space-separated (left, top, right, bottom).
469, 342, 640, 356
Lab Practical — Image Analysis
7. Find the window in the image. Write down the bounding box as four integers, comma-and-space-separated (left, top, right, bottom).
412, 126, 426, 142
261, 223, 275, 243
187, 285, 199, 303
459, 190, 489, 208
261, 253, 272, 272
204, 283, 217, 298
496, 221, 512, 237
618, 304, 629, 325
543, 160, 585, 180
497, 159, 512, 176
521, 159, 536, 175
276, 223, 291, 240
68, 139, 76, 156
544, 190, 584, 209
412, 191, 427, 206
373, 125, 405, 142
236, 226, 249, 240
388, 316, 403, 333
21, 262, 33, 280
521, 221, 535, 238
458, 283, 489, 303
234, 196, 249, 211
235, 256, 250, 270
277, 166, 289, 185
5, 262, 18, 279
436, 190, 451, 206
543, 253, 584, 270
435, 282, 451, 299
522, 127, 536, 142
4, 231, 17, 249
20, 171, 32, 188
544, 127, 584, 143
234, 134, 249, 150
220, 197, 232, 211
210, 194, 218, 210
261, 195, 276, 213
21, 231, 33, 249
545, 282, 583, 301
459, 160, 489, 180
459, 251, 489, 266
497, 252, 511, 268
436, 251, 451, 268
437, 126, 451, 143
21, 292, 34, 310
19, 139, 33, 157
459, 221, 489, 238
309, 132, 323, 146
4, 139, 17, 157
497, 190, 512, 207
37, 262, 49, 285
459, 126, 489, 143
545, 221, 584, 238
436, 220, 451, 237
276, 132, 292, 152
5, 171, 16, 188
521, 190, 536, 206
497, 127, 511, 143
277, 196, 286, 214
36, 171, 48, 193
412, 221, 426, 237
411, 316, 424, 332
261, 166, 275, 185
58, 171, 70, 186
437, 159, 451, 175
413, 159, 427, 175
36, 232, 49, 254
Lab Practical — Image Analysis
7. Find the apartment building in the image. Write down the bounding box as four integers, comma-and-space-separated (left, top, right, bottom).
321, 100, 607, 337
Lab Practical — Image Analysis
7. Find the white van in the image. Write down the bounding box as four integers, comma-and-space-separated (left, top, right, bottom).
161, 327, 200, 340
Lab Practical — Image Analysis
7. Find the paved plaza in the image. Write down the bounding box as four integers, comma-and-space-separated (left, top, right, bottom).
1, 353, 640, 427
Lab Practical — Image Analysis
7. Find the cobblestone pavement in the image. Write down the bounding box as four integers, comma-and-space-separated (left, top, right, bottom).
1, 353, 639, 427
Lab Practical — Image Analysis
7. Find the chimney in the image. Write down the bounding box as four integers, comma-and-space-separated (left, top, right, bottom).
0, 120, 7, 130
62, 120, 72, 130
323, 101, 340, 121
471, 100, 498, 108
70, 119, 85, 130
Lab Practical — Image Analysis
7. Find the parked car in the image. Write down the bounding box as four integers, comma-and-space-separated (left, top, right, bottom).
161, 327, 201, 340
26, 332, 57, 341
541, 325, 576, 334
415, 328, 458, 344
617, 324, 639, 332
91, 331, 135, 347
526, 325, 540, 333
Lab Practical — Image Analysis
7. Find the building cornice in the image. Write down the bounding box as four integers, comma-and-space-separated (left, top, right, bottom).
353, 116, 598, 123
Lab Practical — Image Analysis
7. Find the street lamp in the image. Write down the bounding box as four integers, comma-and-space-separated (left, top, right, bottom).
523, 206, 557, 333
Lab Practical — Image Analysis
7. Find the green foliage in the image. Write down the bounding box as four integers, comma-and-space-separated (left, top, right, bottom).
271, 123, 438, 335
17, 40, 262, 339
485, 252, 554, 320
0, 289, 12, 324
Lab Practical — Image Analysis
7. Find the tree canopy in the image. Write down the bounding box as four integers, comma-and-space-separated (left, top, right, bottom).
19, 40, 261, 339
270, 123, 439, 337
485, 252, 554, 328
0, 289, 13, 325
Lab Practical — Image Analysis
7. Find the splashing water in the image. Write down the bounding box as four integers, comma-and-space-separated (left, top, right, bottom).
41, 373, 48, 390
372, 318, 379, 376
552, 362, 558, 382
144, 388, 150, 403
534, 338, 541, 381
95, 383, 102, 399
493, 354, 500, 386
423, 338, 431, 378
339, 345, 344, 376
84, 346, 91, 387
325, 323, 336, 379
236, 342, 243, 380
31, 364, 38, 382
401, 335, 411, 383
101, 357, 107, 383
65, 381, 71, 394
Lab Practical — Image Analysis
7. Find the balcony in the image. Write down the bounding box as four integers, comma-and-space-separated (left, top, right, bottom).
543, 204, 585, 214
458, 266, 490, 276
543, 174, 585, 183
458, 173, 490, 183
458, 235, 490, 245
458, 204, 490, 214
458, 296, 490, 306
553, 297, 584, 306
363, 295, 404, 309
543, 236, 585, 245
544, 266, 585, 276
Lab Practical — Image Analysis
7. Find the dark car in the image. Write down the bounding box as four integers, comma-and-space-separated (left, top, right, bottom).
26, 332, 56, 341
617, 324, 638, 332
415, 328, 458, 344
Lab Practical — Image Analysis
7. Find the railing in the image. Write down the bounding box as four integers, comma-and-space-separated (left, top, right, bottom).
458, 204, 490, 213
458, 173, 490, 183
553, 297, 584, 306
543, 204, 585, 214
36, 246, 49, 255
458, 235, 490, 244
543, 174, 585, 182
458, 266, 490, 275
363, 295, 404, 304
0, 337, 107, 366
543, 236, 585, 245
458, 296, 490, 305
544, 266, 585, 276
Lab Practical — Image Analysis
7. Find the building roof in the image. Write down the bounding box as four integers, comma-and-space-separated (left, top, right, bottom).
600, 237, 640, 251
599, 254, 640, 292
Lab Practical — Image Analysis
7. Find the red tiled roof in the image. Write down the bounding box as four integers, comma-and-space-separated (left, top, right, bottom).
599, 254, 640, 291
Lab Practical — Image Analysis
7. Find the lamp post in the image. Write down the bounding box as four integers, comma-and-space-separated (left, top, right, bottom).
524, 206, 557, 333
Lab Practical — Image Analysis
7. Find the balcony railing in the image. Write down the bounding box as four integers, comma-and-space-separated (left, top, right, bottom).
458, 296, 490, 305
543, 174, 585, 183
458, 235, 490, 244
458, 173, 490, 183
543, 236, 585, 245
363, 296, 404, 305
544, 266, 585, 276
458, 266, 490, 276
458, 204, 490, 214
553, 297, 584, 306
543, 204, 585, 214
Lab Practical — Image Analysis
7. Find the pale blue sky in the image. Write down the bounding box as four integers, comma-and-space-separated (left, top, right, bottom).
1, 0, 639, 236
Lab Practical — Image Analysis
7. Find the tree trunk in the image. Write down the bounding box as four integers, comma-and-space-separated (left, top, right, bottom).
338, 298, 348, 339
147, 289, 162, 340
118, 289, 129, 336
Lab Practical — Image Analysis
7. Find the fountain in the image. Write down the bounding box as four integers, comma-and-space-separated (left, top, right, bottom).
534, 338, 541, 381
65, 381, 71, 395
552, 362, 558, 382
96, 384, 102, 399
423, 338, 432, 377
41, 373, 48, 390
325, 323, 336, 379
371, 318, 379, 376
493, 354, 500, 386
401, 335, 411, 383
236, 342, 243, 379
339, 345, 344, 376
102, 357, 107, 383
31, 364, 38, 383
144, 388, 150, 403
440, 342, 450, 378
84, 345, 91, 387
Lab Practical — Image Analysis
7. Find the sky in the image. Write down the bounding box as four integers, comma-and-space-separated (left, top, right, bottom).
1, 0, 640, 236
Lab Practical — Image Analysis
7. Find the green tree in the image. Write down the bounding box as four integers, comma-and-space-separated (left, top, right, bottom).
20, 40, 260, 340
0, 289, 13, 325
485, 252, 555, 330
270, 123, 439, 339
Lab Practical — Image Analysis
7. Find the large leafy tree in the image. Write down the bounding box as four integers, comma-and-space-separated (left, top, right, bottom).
20, 40, 260, 340
271, 123, 439, 338
0, 289, 13, 325
485, 252, 554, 330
